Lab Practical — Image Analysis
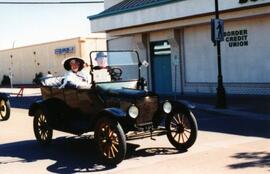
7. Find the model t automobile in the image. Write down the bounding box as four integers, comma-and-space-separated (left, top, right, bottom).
29, 50, 198, 165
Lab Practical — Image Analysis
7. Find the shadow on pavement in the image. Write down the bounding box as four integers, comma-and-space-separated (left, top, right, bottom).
0, 135, 185, 173
227, 151, 270, 171
194, 110, 270, 139
0, 136, 113, 173
179, 94, 270, 115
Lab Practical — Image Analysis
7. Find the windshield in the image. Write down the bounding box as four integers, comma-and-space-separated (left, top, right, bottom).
90, 51, 140, 83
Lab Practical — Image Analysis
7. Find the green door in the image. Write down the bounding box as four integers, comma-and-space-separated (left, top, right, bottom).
150, 41, 172, 94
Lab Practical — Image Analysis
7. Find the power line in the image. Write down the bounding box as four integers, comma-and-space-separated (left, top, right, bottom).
0, 1, 104, 4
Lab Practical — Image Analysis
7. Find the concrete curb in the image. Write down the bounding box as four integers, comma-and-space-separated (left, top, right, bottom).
194, 103, 270, 121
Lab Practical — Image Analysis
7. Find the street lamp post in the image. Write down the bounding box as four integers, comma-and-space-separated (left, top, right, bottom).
214, 0, 227, 108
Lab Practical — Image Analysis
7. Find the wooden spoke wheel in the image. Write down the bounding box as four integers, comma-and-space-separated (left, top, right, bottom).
95, 117, 126, 165
165, 111, 198, 150
33, 109, 53, 145
0, 98, 10, 121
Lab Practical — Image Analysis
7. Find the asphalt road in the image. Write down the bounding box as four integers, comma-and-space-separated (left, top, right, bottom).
0, 104, 269, 174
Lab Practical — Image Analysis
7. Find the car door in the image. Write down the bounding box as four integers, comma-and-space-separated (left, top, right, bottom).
77, 88, 104, 116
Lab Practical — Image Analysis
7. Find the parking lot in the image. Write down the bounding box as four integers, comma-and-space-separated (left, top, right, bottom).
0, 89, 269, 174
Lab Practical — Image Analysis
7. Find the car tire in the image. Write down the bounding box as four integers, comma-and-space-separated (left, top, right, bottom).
94, 117, 126, 165
0, 98, 10, 121
33, 109, 53, 145
165, 110, 198, 150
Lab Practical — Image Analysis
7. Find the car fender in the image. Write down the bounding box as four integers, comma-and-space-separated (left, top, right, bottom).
154, 100, 193, 126
28, 100, 44, 116
94, 108, 130, 131
177, 100, 196, 110
0, 93, 9, 101
98, 108, 127, 118
29, 98, 69, 117
161, 100, 195, 115
95, 108, 127, 124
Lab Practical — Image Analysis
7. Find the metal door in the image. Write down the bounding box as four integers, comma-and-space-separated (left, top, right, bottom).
150, 41, 172, 94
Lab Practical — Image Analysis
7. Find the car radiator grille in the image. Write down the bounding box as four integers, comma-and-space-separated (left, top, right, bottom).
135, 96, 158, 126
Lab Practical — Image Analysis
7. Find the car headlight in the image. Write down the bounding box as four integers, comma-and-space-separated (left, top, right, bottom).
163, 101, 172, 114
128, 105, 139, 119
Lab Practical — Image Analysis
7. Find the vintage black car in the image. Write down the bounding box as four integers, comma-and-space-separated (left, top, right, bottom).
28, 50, 198, 165
0, 93, 10, 121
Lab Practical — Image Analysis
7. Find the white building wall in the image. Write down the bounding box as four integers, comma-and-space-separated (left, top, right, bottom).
107, 35, 149, 83
108, 36, 134, 50
222, 15, 270, 83
183, 15, 270, 94
95, 1, 270, 95
184, 25, 217, 83
105, 15, 270, 95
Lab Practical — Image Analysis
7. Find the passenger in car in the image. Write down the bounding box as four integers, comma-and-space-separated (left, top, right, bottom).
59, 57, 91, 89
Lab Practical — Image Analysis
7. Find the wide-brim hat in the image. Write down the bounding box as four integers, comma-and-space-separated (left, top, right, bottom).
63, 57, 85, 71
95, 51, 107, 60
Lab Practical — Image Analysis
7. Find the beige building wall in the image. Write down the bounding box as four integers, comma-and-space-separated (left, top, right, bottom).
0, 36, 106, 84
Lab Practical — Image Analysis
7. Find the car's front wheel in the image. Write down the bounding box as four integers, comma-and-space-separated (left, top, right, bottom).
33, 109, 53, 145
165, 110, 198, 150
94, 117, 126, 165
0, 98, 10, 121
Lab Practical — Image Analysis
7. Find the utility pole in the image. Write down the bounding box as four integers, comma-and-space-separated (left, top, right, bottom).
214, 0, 227, 108
10, 55, 13, 88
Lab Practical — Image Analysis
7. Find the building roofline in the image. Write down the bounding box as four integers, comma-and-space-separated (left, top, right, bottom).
97, 2, 270, 33
0, 37, 82, 51
0, 35, 105, 51
88, 0, 184, 20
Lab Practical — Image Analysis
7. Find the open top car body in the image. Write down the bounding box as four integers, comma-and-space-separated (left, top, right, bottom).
29, 50, 198, 165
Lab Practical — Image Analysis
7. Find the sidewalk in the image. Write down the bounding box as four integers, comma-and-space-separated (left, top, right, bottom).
179, 94, 270, 121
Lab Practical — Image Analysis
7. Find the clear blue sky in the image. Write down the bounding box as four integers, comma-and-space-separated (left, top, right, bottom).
0, 1, 104, 50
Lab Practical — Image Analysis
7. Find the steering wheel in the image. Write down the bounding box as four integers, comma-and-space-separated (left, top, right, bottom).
108, 67, 122, 81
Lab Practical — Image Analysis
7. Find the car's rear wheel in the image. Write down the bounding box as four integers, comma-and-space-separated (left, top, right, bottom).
0, 98, 10, 121
33, 109, 53, 145
94, 117, 126, 165
165, 110, 197, 150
